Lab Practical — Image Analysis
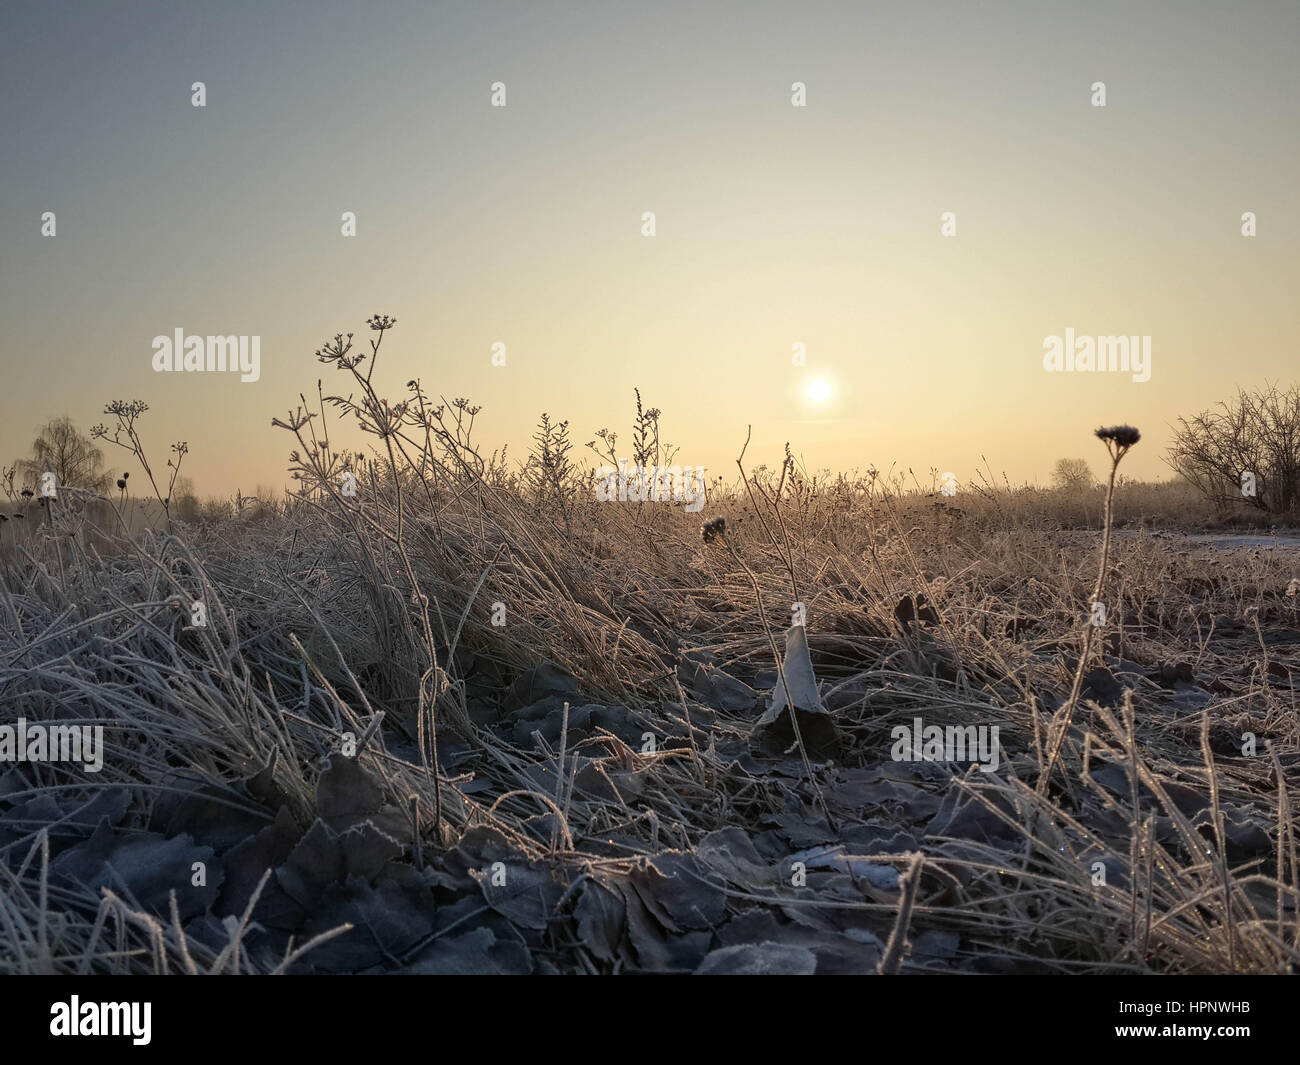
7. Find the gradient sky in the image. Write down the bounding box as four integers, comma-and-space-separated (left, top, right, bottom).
2, 0, 1297, 495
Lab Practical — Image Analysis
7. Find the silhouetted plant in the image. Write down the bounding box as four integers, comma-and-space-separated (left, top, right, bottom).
525, 412, 577, 532
1040, 424, 1141, 793
91, 401, 188, 531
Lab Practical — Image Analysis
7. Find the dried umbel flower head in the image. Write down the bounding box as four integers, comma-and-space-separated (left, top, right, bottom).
701, 515, 727, 544
1095, 425, 1141, 449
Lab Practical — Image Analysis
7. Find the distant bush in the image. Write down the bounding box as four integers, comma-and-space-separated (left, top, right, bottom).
1167, 383, 1300, 517
1051, 457, 1093, 491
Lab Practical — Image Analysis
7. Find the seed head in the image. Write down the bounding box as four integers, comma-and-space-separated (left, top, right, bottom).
1095, 425, 1140, 448
701, 515, 727, 544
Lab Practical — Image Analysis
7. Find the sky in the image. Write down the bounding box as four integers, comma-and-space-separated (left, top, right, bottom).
1, 0, 1297, 496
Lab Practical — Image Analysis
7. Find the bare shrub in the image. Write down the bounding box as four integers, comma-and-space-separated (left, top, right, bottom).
1167, 383, 1300, 517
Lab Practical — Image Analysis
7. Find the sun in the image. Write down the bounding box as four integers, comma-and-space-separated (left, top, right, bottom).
807, 378, 832, 404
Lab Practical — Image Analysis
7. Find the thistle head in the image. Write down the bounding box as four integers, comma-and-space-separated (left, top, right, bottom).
1095, 424, 1140, 448
1095, 424, 1141, 461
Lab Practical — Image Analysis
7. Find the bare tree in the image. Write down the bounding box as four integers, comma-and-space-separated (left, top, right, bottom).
172, 475, 202, 523
1051, 457, 1093, 491
15, 416, 111, 493
1166, 383, 1300, 516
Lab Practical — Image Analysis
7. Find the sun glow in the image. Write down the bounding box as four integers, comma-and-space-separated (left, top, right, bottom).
807, 378, 832, 404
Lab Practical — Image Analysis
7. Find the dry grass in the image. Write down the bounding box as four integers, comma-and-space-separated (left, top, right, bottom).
2, 333, 1297, 974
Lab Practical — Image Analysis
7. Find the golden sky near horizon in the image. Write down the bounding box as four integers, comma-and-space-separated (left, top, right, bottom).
2, 1, 1297, 496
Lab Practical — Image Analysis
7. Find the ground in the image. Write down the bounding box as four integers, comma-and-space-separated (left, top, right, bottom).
1, 474, 1297, 974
